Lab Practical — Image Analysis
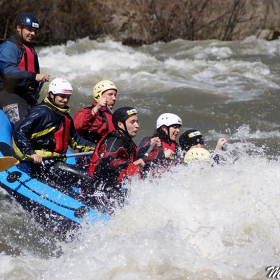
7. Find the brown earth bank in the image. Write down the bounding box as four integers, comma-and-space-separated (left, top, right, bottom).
1, 0, 280, 46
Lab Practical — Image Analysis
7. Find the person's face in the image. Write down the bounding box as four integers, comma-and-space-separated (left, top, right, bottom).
50, 93, 70, 108
118, 114, 139, 138
162, 125, 180, 141
102, 89, 117, 109
17, 25, 36, 43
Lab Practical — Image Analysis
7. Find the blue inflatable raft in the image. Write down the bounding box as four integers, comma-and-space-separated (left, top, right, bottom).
0, 110, 110, 236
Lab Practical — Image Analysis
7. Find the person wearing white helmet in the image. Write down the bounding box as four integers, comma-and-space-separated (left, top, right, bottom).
74, 80, 117, 143
12, 78, 96, 190
138, 113, 182, 177
0, 13, 50, 128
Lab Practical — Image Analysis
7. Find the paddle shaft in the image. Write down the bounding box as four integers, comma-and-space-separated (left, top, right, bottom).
142, 141, 157, 161
0, 151, 94, 172
34, 82, 44, 101
49, 151, 93, 159
22, 151, 94, 162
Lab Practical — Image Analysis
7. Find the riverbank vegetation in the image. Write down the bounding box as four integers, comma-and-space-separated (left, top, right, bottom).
0, 0, 280, 46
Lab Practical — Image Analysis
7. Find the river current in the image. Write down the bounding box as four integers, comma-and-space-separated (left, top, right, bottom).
1, 36, 280, 279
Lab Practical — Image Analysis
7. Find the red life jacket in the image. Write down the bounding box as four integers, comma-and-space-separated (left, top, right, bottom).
148, 140, 177, 177
161, 141, 176, 152
116, 148, 137, 182
18, 44, 36, 72
53, 115, 71, 154
85, 105, 115, 142
96, 108, 115, 135
88, 132, 137, 182
88, 138, 104, 178
0, 38, 37, 72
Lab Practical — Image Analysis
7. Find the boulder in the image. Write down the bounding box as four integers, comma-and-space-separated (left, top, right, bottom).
1, 0, 280, 45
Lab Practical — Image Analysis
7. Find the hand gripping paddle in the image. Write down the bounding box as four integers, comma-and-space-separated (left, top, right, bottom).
127, 141, 157, 176
0, 151, 94, 172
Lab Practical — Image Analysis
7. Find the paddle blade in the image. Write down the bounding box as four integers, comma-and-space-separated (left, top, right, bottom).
126, 163, 140, 177
0, 156, 20, 172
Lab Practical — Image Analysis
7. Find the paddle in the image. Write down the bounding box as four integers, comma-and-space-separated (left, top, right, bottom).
34, 81, 45, 101
0, 151, 94, 172
127, 141, 157, 176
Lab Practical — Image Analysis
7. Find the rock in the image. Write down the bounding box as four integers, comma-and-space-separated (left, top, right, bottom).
256, 29, 280, 40
1, 0, 280, 45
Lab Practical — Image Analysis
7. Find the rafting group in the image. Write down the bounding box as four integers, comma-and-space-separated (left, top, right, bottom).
0, 13, 227, 214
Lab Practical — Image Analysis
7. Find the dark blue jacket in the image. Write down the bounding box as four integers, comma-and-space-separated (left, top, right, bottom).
0, 34, 39, 99
12, 97, 95, 160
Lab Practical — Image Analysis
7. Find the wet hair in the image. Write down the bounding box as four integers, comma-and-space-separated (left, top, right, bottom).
153, 126, 173, 144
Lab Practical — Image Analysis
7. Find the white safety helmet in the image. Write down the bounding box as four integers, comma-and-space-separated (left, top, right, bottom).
48, 78, 73, 95
156, 113, 182, 128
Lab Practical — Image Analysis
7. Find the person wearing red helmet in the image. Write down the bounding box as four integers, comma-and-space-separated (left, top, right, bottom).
0, 13, 50, 128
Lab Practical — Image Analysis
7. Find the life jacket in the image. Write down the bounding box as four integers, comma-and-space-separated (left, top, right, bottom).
17, 44, 36, 72
0, 38, 38, 96
41, 101, 72, 154
53, 114, 71, 154
86, 105, 115, 142
162, 141, 176, 152
88, 131, 137, 182
147, 140, 178, 178
0, 38, 37, 72
116, 148, 137, 182
88, 138, 104, 177
98, 109, 114, 133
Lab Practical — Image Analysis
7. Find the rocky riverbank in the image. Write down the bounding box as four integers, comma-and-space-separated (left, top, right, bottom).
1, 0, 280, 46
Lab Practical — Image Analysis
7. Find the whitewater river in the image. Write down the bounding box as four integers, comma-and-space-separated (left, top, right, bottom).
1, 36, 280, 279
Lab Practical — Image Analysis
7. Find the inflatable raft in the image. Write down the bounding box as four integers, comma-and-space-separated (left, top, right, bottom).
0, 110, 110, 236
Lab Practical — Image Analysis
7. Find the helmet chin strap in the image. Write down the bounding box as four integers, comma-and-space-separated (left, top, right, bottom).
119, 122, 131, 139
18, 26, 24, 42
19, 26, 27, 44
48, 93, 55, 104
167, 126, 171, 138
49, 93, 59, 107
162, 125, 170, 138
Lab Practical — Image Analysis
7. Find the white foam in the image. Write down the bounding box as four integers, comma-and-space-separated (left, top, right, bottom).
33, 149, 279, 279
37, 37, 280, 102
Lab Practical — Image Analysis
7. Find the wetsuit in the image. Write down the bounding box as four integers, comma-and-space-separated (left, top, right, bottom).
87, 130, 139, 213
88, 130, 138, 183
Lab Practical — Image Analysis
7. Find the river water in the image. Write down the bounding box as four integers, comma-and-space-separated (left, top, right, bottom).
1, 36, 280, 279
